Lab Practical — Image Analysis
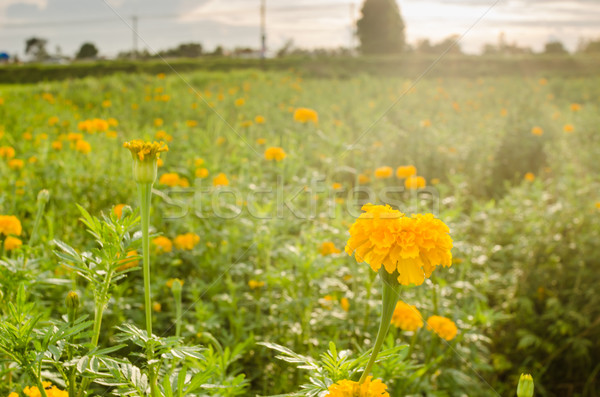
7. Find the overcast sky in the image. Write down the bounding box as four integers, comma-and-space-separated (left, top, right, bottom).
1, 0, 599, 58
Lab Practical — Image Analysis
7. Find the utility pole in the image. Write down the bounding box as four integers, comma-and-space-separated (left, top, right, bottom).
132, 15, 138, 60
260, 0, 266, 58
349, 3, 356, 53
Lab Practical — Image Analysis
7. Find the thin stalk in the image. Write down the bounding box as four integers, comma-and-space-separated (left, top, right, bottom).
138, 182, 158, 397
359, 269, 401, 384
139, 182, 153, 338
28, 200, 46, 246
27, 366, 49, 397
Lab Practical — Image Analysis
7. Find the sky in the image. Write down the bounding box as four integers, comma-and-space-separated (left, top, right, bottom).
1, 0, 599, 58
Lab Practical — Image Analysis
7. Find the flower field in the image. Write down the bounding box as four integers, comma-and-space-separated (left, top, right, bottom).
0, 67, 599, 396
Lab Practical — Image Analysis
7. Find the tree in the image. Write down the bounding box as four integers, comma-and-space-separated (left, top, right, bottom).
357, 0, 405, 55
159, 43, 203, 58
544, 41, 567, 54
25, 37, 48, 62
76, 42, 99, 59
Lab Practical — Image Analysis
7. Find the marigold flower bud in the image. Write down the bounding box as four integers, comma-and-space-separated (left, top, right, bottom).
66, 291, 80, 311
517, 374, 534, 397
123, 140, 168, 184
37, 189, 50, 204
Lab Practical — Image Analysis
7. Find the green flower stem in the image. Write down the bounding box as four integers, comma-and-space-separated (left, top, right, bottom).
359, 269, 401, 384
28, 196, 47, 246
27, 366, 49, 397
138, 182, 159, 397
139, 182, 153, 337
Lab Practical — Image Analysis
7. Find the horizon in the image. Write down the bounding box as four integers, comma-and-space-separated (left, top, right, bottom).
1, 0, 600, 59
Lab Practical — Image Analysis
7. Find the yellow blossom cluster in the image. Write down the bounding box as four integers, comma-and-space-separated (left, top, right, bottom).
123, 140, 168, 162
0, 215, 22, 236
391, 301, 423, 331
159, 173, 190, 187
174, 233, 200, 250
293, 107, 319, 124
319, 241, 341, 256
345, 204, 453, 286
78, 118, 110, 133
426, 315, 458, 341
264, 147, 287, 161
152, 236, 173, 253
326, 376, 389, 397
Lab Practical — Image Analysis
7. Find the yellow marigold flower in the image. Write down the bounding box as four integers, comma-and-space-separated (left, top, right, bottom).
570, 103, 581, 112
264, 146, 287, 161
102, 100, 112, 108
152, 236, 173, 253
391, 301, 423, 331
420, 119, 431, 127
248, 279, 265, 289
345, 204, 453, 286
531, 126, 543, 136
123, 140, 168, 162
234, 98, 245, 106
28, 156, 38, 164
256, 138, 266, 145
157, 73, 166, 79
194, 158, 205, 167
113, 204, 127, 218
500, 108, 508, 117
196, 168, 209, 178
326, 376, 389, 397
8, 159, 24, 170
174, 233, 200, 250
595, 202, 600, 210
240, 120, 253, 128
396, 165, 417, 179
331, 182, 342, 190
48, 116, 60, 126
152, 302, 162, 312
340, 297, 350, 312
538, 78, 548, 85
0, 215, 22, 236
75, 140, 91, 154
524, 172, 535, 182
155, 130, 173, 142
117, 250, 139, 272
9, 392, 19, 397
293, 107, 319, 124
255, 115, 266, 124
374, 166, 393, 179
154, 118, 164, 127
563, 124, 575, 133
213, 172, 229, 187
358, 173, 371, 184
67, 132, 83, 141
320, 241, 341, 256
0, 146, 16, 159
166, 278, 184, 288
4, 236, 22, 251
107, 117, 119, 127
186, 120, 198, 128
157, 158, 164, 167
52, 141, 63, 150
159, 173, 185, 187
426, 315, 458, 341
216, 137, 226, 145
404, 176, 426, 190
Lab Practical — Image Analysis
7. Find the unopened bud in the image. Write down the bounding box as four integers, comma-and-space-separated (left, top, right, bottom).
66, 291, 80, 311
517, 373, 534, 397
37, 189, 50, 204
171, 279, 183, 295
